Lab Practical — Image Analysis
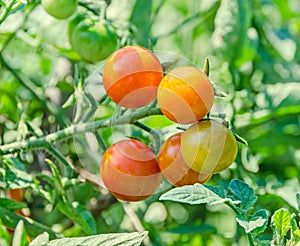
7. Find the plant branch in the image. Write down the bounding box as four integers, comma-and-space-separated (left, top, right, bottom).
121, 202, 152, 246
0, 0, 17, 24
132, 121, 161, 155
0, 107, 162, 155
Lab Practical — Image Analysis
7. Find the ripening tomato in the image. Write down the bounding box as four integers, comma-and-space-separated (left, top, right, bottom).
100, 139, 162, 202
158, 132, 212, 187
157, 66, 214, 124
42, 0, 77, 19
181, 120, 238, 174
70, 20, 118, 63
102, 46, 163, 108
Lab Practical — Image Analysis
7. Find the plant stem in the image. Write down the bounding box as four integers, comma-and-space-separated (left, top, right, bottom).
0, 0, 17, 24
132, 121, 161, 155
225, 201, 256, 246
0, 107, 162, 155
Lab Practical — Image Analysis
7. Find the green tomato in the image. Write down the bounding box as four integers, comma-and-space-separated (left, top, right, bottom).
42, 0, 77, 19
181, 120, 238, 174
70, 21, 119, 63
68, 13, 86, 41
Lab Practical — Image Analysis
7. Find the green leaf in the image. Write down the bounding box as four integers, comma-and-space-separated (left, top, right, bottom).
236, 209, 268, 234
4, 163, 33, 189
213, 0, 252, 61
45, 159, 62, 187
271, 208, 291, 243
12, 220, 28, 246
228, 179, 257, 211
205, 184, 228, 199
129, 0, 153, 46
236, 216, 266, 234
57, 199, 96, 235
168, 224, 216, 235
0, 207, 56, 240
159, 183, 228, 205
74, 204, 97, 235
0, 198, 27, 211
34, 232, 148, 246
252, 209, 269, 236
29, 232, 50, 246
291, 216, 300, 243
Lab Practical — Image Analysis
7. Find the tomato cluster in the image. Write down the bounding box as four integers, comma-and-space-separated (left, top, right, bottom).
100, 46, 238, 202
41, 1, 119, 62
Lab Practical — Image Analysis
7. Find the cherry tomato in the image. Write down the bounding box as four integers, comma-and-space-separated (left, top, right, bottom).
100, 139, 162, 202
158, 132, 212, 187
102, 46, 163, 108
157, 66, 214, 124
70, 20, 118, 63
42, 0, 77, 19
68, 13, 86, 42
8, 188, 24, 202
181, 120, 238, 174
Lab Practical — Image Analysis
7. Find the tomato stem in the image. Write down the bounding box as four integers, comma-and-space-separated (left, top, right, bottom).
0, 107, 162, 155
132, 121, 161, 154
225, 201, 255, 246
203, 57, 210, 77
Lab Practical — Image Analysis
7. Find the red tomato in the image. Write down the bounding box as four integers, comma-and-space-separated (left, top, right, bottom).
158, 133, 212, 187
100, 139, 162, 202
157, 66, 214, 124
102, 46, 163, 108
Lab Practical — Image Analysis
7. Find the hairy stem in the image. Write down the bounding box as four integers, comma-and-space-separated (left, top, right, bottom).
0, 107, 162, 155
225, 201, 255, 246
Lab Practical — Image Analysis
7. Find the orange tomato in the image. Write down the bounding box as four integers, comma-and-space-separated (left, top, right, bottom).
157, 66, 214, 124
103, 46, 163, 108
158, 133, 212, 187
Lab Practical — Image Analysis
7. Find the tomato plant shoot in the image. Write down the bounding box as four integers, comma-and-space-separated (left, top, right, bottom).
158, 132, 212, 187
181, 120, 238, 174
157, 66, 214, 124
100, 139, 162, 202
102, 46, 163, 108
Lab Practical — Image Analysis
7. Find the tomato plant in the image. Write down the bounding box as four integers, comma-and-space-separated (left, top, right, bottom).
70, 20, 119, 63
100, 139, 162, 202
181, 120, 238, 174
102, 46, 163, 108
41, 0, 77, 19
158, 132, 212, 187
157, 66, 214, 124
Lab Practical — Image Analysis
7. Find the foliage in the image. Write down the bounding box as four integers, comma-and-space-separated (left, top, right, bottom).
0, 0, 299, 245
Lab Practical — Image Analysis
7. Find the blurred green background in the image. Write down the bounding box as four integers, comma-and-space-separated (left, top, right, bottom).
0, 0, 299, 245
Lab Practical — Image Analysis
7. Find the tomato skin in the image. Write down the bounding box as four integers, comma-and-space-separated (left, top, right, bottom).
181, 120, 238, 174
70, 21, 118, 63
100, 139, 162, 202
158, 133, 212, 187
157, 66, 214, 124
42, 0, 77, 19
102, 46, 163, 108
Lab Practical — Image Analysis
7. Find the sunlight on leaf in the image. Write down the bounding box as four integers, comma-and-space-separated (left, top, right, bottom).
159, 183, 229, 205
